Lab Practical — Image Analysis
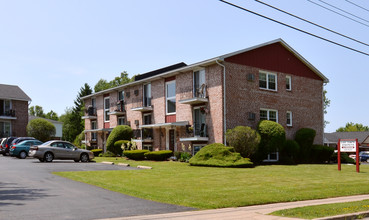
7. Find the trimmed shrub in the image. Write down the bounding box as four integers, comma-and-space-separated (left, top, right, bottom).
91, 149, 103, 157
226, 126, 261, 158
279, 140, 300, 165
114, 140, 131, 151
100, 151, 115, 157
27, 118, 56, 142
295, 128, 316, 163
189, 143, 253, 168
180, 152, 192, 162
311, 145, 334, 164
330, 152, 355, 164
255, 120, 286, 163
106, 125, 133, 156
124, 150, 149, 160
144, 150, 173, 161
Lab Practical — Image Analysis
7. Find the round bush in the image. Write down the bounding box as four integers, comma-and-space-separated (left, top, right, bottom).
295, 128, 316, 163
226, 126, 260, 158
256, 120, 286, 163
310, 145, 334, 164
106, 125, 133, 156
144, 150, 173, 161
189, 143, 253, 168
27, 118, 56, 142
124, 150, 149, 160
114, 140, 131, 151
91, 149, 103, 157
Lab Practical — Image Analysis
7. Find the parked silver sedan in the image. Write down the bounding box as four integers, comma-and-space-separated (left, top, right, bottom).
29, 140, 94, 162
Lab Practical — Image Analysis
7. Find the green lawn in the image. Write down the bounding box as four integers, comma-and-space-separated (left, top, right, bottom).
54, 157, 369, 209
270, 199, 369, 219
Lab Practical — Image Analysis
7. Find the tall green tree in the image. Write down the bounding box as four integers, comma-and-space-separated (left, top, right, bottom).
45, 110, 59, 121
336, 123, 369, 132
94, 71, 133, 92
29, 105, 45, 117
323, 89, 330, 127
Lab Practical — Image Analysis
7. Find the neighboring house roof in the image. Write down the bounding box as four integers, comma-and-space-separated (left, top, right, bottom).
29, 115, 63, 125
135, 62, 187, 81
82, 38, 328, 100
324, 132, 369, 145
0, 84, 32, 101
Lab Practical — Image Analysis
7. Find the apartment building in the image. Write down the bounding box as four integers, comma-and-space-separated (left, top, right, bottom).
0, 84, 31, 137
82, 39, 328, 159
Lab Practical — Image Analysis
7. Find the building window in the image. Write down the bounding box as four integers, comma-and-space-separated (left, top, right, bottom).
193, 107, 206, 137
260, 109, 278, 122
118, 90, 124, 101
104, 97, 110, 122
91, 98, 96, 108
264, 151, 279, 162
286, 111, 292, 126
118, 117, 125, 125
143, 84, 151, 107
259, 71, 277, 91
143, 145, 153, 151
166, 80, 176, 115
194, 69, 206, 98
91, 121, 97, 140
0, 121, 11, 137
143, 114, 151, 125
286, 76, 291, 91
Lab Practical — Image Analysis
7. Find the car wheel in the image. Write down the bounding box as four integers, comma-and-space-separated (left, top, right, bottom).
80, 153, 89, 162
39, 158, 44, 162
19, 151, 27, 159
44, 152, 54, 162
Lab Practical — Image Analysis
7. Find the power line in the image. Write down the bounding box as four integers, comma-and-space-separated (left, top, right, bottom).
307, 0, 369, 28
316, 0, 369, 23
345, 0, 369, 13
255, 0, 369, 47
219, 0, 369, 56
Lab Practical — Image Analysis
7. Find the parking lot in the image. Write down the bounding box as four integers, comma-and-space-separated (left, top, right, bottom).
0, 156, 193, 220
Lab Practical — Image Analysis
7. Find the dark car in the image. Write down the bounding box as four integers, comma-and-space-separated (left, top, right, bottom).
1, 137, 17, 156
0, 138, 7, 155
359, 151, 369, 162
10, 140, 43, 159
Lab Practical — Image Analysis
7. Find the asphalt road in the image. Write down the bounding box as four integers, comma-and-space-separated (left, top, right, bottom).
0, 156, 194, 220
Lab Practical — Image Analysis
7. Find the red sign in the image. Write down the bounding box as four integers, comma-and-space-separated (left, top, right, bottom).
338, 139, 359, 173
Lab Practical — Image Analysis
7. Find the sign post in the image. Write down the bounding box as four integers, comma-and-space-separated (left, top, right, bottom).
338, 139, 359, 173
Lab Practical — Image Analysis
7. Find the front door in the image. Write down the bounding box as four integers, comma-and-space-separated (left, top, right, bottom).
169, 129, 175, 152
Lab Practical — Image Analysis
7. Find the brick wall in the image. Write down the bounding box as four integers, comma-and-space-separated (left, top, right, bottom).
12, 100, 28, 137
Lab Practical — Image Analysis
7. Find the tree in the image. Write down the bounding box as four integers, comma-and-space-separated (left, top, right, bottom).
45, 110, 59, 121
323, 89, 330, 127
226, 126, 260, 158
29, 105, 45, 117
336, 122, 369, 132
94, 71, 133, 92
27, 118, 56, 142
94, 79, 111, 93
106, 125, 133, 155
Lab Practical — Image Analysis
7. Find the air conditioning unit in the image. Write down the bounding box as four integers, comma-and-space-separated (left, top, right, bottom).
247, 73, 255, 82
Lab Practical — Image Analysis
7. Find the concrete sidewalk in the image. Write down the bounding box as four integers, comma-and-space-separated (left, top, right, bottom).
99, 194, 369, 220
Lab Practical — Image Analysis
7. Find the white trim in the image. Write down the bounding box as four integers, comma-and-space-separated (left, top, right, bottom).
260, 108, 278, 123
286, 111, 293, 127
286, 75, 292, 91
104, 97, 110, 122
165, 80, 176, 115
263, 151, 279, 162
139, 121, 189, 128
259, 71, 277, 91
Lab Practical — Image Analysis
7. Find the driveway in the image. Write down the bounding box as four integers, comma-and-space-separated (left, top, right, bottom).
0, 156, 193, 220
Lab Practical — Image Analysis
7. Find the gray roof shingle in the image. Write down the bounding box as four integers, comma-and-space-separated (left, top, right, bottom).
0, 84, 31, 101
324, 132, 369, 144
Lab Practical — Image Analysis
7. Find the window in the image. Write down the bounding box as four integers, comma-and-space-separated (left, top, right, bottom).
143, 84, 151, 107
104, 97, 110, 122
194, 69, 206, 98
286, 76, 291, 91
118, 90, 124, 101
286, 111, 292, 126
193, 107, 206, 137
264, 151, 279, 162
91, 121, 97, 140
143, 145, 153, 151
143, 114, 151, 125
91, 98, 96, 108
259, 71, 277, 91
118, 117, 125, 125
0, 121, 11, 137
193, 145, 205, 155
260, 109, 278, 122
166, 80, 176, 114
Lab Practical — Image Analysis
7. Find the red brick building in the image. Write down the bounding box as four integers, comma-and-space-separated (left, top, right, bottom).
0, 84, 31, 137
82, 39, 328, 161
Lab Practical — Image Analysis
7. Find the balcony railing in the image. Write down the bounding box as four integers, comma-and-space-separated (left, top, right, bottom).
116, 100, 125, 112
143, 97, 151, 107
193, 123, 207, 137
0, 109, 15, 117
133, 128, 154, 140
86, 106, 96, 116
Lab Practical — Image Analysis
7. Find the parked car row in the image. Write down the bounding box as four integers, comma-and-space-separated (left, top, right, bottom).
1, 137, 94, 162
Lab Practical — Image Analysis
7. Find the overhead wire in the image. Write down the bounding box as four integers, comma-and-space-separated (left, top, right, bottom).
315, 0, 369, 23
307, 0, 369, 28
219, 0, 369, 56
255, 0, 369, 47
345, 0, 369, 13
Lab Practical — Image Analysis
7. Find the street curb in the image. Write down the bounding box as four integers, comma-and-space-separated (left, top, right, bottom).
137, 165, 152, 169
314, 211, 369, 220
101, 161, 114, 165
117, 163, 130, 167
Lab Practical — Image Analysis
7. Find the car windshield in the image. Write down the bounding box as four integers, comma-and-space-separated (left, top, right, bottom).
41, 141, 54, 146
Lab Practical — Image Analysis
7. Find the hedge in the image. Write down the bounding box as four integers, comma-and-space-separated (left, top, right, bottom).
91, 149, 103, 157
144, 150, 173, 161
124, 150, 149, 160
114, 140, 131, 151
189, 143, 253, 168
295, 128, 316, 163
310, 145, 334, 164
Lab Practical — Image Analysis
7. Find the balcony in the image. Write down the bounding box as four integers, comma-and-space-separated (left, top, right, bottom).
132, 128, 154, 142
0, 109, 17, 120
82, 106, 97, 120
108, 100, 126, 116
131, 97, 153, 112
179, 85, 208, 105
180, 123, 209, 142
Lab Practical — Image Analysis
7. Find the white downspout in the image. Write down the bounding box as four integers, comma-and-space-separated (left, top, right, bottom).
216, 60, 227, 146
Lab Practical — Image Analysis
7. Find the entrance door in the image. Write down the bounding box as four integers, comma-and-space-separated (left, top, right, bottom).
169, 129, 175, 152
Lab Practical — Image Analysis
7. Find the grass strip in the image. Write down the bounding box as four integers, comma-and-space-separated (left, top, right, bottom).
270, 199, 369, 219
54, 157, 369, 209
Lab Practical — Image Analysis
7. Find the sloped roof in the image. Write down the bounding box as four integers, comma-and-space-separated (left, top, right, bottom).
0, 84, 32, 101
324, 132, 369, 144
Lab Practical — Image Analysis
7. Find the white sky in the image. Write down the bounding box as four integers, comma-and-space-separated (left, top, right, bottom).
1, 0, 368, 133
